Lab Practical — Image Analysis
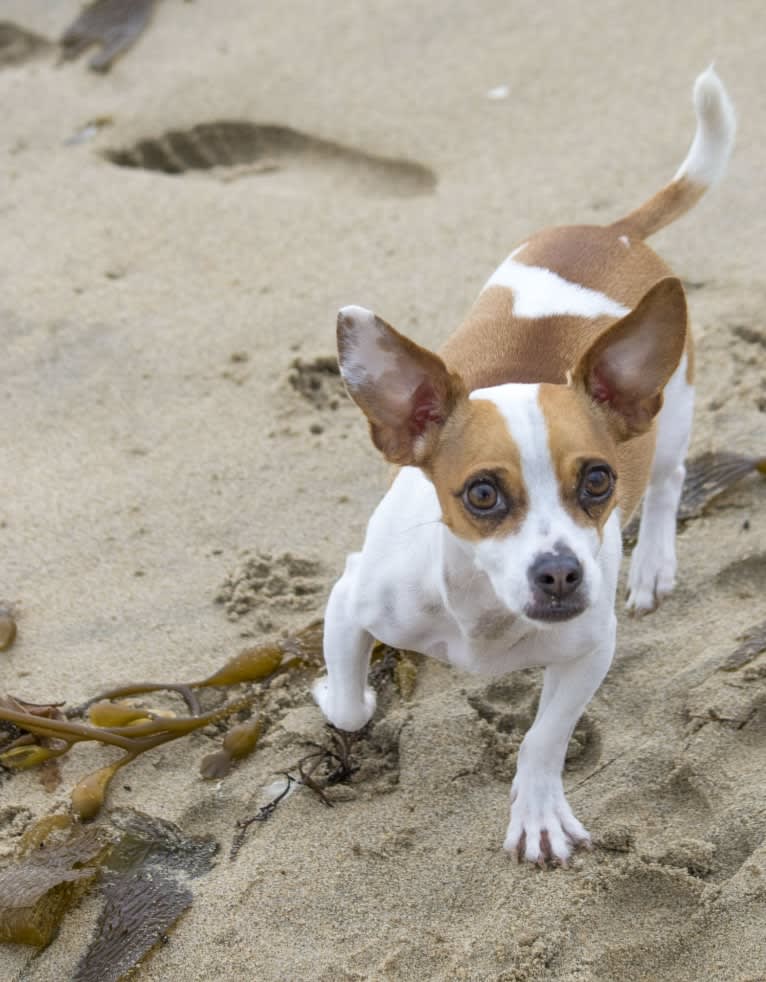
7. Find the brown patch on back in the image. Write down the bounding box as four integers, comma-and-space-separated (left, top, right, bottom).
439, 225, 691, 396
425, 399, 528, 541
539, 385, 655, 527
514, 225, 674, 310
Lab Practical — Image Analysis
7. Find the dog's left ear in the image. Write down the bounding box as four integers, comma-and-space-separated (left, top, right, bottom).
337, 305, 464, 465
573, 277, 687, 440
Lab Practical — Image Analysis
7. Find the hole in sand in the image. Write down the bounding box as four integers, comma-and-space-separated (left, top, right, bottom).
105, 122, 437, 197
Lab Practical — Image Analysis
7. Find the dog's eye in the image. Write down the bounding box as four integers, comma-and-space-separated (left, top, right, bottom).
463, 478, 506, 517
578, 463, 615, 507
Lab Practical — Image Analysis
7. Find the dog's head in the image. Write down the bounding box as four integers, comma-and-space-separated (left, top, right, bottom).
337, 277, 686, 623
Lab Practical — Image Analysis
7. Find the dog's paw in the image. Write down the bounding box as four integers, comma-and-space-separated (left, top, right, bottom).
312, 677, 376, 732
503, 775, 591, 866
625, 541, 677, 615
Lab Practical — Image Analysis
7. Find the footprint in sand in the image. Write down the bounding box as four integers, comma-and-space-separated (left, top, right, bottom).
105, 121, 437, 197
0, 22, 51, 67
466, 676, 600, 780
287, 355, 347, 412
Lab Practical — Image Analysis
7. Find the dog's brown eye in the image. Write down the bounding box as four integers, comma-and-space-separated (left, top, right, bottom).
462, 477, 508, 518
467, 481, 497, 510
578, 463, 615, 508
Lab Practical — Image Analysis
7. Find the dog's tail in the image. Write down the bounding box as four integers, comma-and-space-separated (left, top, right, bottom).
611, 66, 735, 240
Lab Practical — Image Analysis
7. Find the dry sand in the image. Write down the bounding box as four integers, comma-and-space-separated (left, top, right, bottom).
1, 1, 765, 979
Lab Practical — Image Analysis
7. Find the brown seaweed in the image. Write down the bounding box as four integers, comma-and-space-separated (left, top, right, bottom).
0, 696, 255, 818
230, 775, 297, 859
60, 0, 158, 72
623, 450, 765, 544
230, 727, 360, 859
0, 621, 327, 820
678, 451, 766, 520
0, 816, 107, 947
197, 646, 284, 687
200, 715, 263, 780
72, 809, 217, 982
0, 608, 16, 651
719, 620, 766, 671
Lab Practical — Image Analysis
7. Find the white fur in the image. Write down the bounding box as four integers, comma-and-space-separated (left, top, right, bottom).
315, 384, 623, 864
673, 66, 736, 187
470, 386, 604, 617
626, 354, 694, 613
337, 305, 387, 387
338, 306, 427, 420
483, 258, 629, 320
315, 66, 733, 868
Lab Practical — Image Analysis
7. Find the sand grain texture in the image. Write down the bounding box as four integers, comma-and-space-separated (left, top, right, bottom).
1, 1, 765, 980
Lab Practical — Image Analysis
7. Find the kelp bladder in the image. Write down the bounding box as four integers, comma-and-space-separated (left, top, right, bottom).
0, 621, 326, 821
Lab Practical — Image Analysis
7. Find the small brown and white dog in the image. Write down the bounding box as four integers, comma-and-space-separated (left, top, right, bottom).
313, 68, 735, 865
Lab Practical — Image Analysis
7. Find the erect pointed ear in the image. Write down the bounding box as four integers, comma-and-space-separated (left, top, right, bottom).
572, 277, 688, 440
337, 305, 464, 465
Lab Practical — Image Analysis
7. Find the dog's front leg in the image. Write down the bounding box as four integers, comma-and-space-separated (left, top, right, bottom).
313, 573, 376, 732
504, 616, 616, 866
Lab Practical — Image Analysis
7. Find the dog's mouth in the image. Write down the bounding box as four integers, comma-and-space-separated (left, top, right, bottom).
523, 597, 587, 623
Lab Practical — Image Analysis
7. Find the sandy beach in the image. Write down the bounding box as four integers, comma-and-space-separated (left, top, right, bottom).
1, 1, 765, 979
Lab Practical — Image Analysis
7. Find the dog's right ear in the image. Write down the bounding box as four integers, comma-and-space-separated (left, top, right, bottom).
572, 277, 687, 441
337, 306, 464, 466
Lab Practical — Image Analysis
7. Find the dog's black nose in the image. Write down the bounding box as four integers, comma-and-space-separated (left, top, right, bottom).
529, 548, 583, 600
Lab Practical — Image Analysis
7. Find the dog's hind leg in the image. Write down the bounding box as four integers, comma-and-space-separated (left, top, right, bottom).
626, 353, 695, 614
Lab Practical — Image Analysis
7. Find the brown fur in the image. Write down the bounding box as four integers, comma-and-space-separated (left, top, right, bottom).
337, 310, 465, 467
424, 399, 528, 541
538, 385, 646, 529
610, 176, 706, 241
439, 225, 682, 391
437, 226, 690, 525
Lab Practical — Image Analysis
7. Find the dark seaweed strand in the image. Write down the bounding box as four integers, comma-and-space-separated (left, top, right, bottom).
230, 774, 296, 859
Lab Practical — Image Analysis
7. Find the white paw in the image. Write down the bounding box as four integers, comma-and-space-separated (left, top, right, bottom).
503, 774, 591, 866
312, 677, 376, 732
625, 541, 677, 615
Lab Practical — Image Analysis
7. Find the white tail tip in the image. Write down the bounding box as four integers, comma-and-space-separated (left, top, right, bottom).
674, 65, 736, 187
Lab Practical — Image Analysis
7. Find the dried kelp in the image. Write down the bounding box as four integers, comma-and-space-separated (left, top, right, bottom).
200, 715, 263, 780
0, 816, 107, 947
678, 451, 766, 520
60, 0, 158, 72
719, 620, 766, 671
2, 695, 255, 819
230, 775, 297, 860
624, 450, 766, 544
230, 727, 360, 859
0, 607, 16, 651
0, 622, 325, 819
73, 809, 217, 982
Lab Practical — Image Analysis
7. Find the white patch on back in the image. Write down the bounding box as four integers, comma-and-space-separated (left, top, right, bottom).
619, 235, 630, 247
482, 258, 629, 320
